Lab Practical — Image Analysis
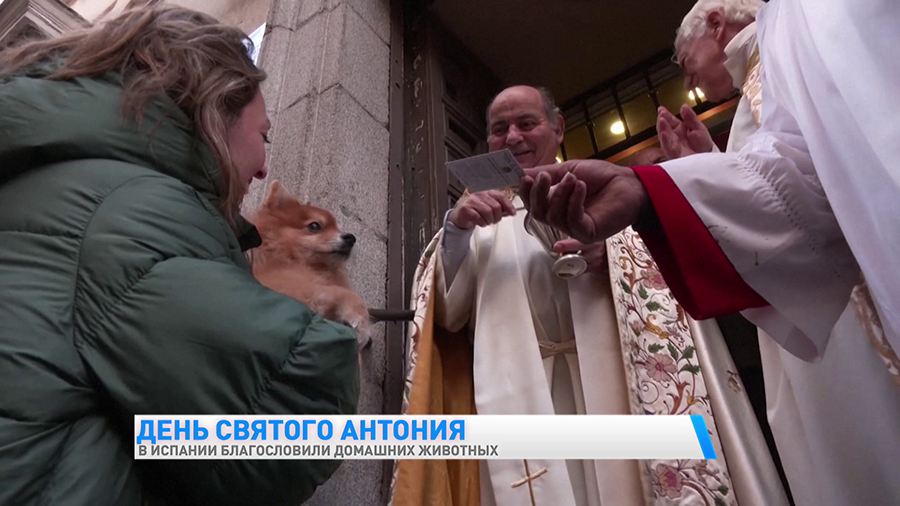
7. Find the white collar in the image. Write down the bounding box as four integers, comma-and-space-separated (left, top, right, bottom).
723, 22, 758, 89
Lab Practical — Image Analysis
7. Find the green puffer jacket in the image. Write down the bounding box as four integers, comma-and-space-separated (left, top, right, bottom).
0, 68, 359, 505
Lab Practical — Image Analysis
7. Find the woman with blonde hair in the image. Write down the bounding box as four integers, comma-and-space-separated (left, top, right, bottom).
0, 5, 358, 505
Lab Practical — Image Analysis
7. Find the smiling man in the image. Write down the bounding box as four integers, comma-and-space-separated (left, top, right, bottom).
486, 86, 561, 169
391, 85, 775, 506
439, 85, 643, 506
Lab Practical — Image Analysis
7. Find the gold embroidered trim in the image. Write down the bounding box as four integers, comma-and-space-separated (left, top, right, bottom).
741, 46, 763, 128
851, 280, 900, 391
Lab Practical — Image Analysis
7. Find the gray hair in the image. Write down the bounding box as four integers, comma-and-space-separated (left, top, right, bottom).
485, 85, 561, 133
674, 0, 762, 52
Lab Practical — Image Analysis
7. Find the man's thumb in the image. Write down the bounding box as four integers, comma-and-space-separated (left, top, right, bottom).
554, 238, 587, 253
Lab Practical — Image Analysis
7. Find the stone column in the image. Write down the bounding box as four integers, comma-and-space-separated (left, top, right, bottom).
242, 0, 391, 504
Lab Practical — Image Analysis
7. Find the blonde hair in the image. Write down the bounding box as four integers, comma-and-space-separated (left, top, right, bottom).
0, 5, 266, 226
674, 0, 762, 52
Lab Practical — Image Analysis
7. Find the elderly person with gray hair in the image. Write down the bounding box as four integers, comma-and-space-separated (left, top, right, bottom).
522, 0, 900, 504
656, 1, 794, 503
659, 2, 900, 506
657, 0, 763, 158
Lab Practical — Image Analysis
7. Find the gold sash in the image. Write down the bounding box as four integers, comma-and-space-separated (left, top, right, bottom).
742, 47, 763, 127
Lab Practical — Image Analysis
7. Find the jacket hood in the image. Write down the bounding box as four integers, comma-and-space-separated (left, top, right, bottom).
0, 64, 259, 245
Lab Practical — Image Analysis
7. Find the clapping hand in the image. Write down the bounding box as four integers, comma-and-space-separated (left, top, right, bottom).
656, 104, 715, 159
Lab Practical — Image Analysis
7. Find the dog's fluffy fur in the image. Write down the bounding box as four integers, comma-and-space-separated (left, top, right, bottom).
251, 181, 371, 348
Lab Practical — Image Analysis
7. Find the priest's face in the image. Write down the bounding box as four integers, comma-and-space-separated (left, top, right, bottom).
487, 86, 564, 169
677, 34, 734, 103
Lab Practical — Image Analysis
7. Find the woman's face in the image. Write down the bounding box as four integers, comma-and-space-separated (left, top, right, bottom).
228, 89, 271, 193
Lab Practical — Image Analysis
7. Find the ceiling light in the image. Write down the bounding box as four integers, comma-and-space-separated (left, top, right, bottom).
610, 121, 625, 135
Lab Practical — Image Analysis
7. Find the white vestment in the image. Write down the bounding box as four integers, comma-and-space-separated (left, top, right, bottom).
436, 199, 645, 506
433, 196, 781, 506
658, 1, 900, 504
660, 0, 900, 361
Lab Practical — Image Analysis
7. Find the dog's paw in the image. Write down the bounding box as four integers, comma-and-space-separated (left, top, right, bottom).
353, 319, 372, 350
337, 303, 372, 350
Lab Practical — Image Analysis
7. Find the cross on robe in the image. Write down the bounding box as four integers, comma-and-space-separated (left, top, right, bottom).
511, 460, 549, 506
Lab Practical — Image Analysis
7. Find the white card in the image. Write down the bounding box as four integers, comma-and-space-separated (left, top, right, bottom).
446, 150, 525, 192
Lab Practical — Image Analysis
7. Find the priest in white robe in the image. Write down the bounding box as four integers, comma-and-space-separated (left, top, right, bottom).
656, 2, 900, 504
390, 85, 788, 506
653, 3, 797, 501
522, 1, 900, 504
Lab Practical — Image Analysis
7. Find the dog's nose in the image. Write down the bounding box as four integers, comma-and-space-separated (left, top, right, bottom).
341, 233, 356, 247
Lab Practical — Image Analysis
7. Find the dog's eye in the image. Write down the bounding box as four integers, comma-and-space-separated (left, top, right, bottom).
307, 222, 321, 232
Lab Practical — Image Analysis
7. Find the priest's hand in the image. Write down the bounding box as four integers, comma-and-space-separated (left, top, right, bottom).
555, 239, 607, 274
448, 190, 517, 229
657, 105, 715, 159
520, 160, 648, 245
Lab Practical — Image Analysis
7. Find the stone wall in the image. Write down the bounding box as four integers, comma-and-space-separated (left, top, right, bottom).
68, 0, 269, 34
244, 0, 392, 504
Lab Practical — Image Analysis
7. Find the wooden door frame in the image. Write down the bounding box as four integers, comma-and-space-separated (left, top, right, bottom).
382, 5, 501, 501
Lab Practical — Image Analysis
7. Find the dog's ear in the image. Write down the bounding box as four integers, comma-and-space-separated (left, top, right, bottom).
264, 180, 292, 208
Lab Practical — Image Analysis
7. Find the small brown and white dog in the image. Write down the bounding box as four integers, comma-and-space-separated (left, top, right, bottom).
251, 181, 371, 348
